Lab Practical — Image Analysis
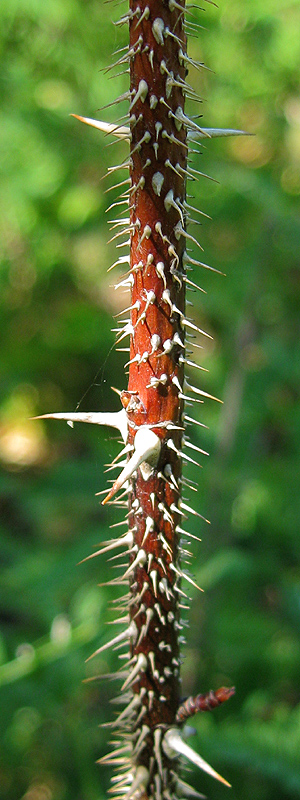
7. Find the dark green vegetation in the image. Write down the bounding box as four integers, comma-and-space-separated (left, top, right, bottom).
1, 1, 300, 798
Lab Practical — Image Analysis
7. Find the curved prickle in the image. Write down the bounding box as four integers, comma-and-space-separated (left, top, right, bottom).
102, 426, 161, 504
162, 727, 232, 787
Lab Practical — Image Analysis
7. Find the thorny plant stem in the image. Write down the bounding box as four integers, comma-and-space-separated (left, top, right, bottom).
97, 2, 232, 796
34, 1, 246, 797
122, 0, 188, 768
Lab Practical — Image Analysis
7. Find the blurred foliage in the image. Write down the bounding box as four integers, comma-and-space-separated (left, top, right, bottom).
0, 0, 300, 799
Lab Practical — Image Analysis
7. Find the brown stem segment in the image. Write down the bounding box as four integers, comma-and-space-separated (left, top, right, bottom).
36, 1, 238, 795
92, 1, 233, 797
119, 0, 188, 794
176, 686, 236, 724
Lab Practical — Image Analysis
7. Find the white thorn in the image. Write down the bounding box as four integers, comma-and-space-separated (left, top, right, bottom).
109, 255, 130, 272
154, 603, 165, 625
150, 94, 158, 109
155, 121, 162, 141
71, 115, 130, 140
154, 728, 164, 777
184, 275, 206, 293
122, 549, 147, 580
169, 0, 185, 11
152, 17, 165, 45
181, 449, 202, 468
147, 552, 154, 573
185, 380, 222, 403
159, 577, 174, 601
121, 652, 148, 691
166, 438, 180, 457
183, 251, 224, 276
134, 5, 150, 28
33, 409, 128, 443
135, 289, 156, 325
138, 223, 152, 250
174, 222, 203, 251
184, 414, 207, 429
142, 516, 155, 545
125, 766, 149, 800
148, 651, 158, 679
176, 525, 202, 544
155, 221, 171, 246
163, 728, 231, 787
156, 261, 167, 288
164, 189, 185, 225
133, 724, 151, 757
135, 704, 147, 727
130, 79, 148, 110
162, 338, 173, 354
102, 427, 161, 504
183, 439, 209, 457
136, 608, 154, 646
114, 6, 140, 27
170, 563, 203, 593
180, 500, 210, 524
80, 531, 133, 561
150, 569, 158, 597
162, 288, 172, 310
160, 59, 169, 76
148, 48, 154, 70
188, 127, 251, 141
130, 130, 151, 157
165, 158, 183, 180
86, 621, 137, 661
99, 743, 132, 764
174, 775, 206, 799
173, 331, 185, 348
164, 463, 179, 490
174, 106, 210, 137
158, 502, 173, 526
152, 171, 164, 196
112, 693, 142, 726
162, 129, 189, 149
181, 318, 213, 340
172, 375, 183, 392
115, 322, 134, 346
151, 333, 161, 352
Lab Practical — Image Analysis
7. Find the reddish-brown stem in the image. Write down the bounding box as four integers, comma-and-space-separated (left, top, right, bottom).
176, 686, 236, 724
120, 1, 188, 785
39, 2, 237, 796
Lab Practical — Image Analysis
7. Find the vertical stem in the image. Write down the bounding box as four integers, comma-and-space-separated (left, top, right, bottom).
36, 1, 238, 796
118, 1, 188, 795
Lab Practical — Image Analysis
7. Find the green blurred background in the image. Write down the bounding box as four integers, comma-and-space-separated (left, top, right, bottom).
1, 0, 300, 798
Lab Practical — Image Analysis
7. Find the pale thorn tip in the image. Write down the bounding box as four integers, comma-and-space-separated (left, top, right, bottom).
70, 115, 131, 140
185, 381, 223, 404
121, 652, 147, 691
162, 728, 231, 787
86, 620, 137, 662
78, 530, 133, 563
102, 427, 161, 505
173, 775, 206, 799
31, 409, 128, 443
125, 766, 149, 800
187, 126, 252, 141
